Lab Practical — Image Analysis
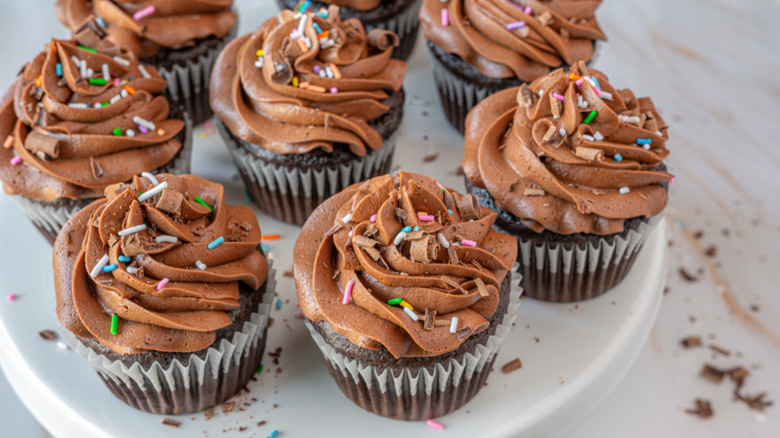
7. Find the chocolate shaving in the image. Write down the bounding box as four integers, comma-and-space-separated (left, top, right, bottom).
474, 278, 489, 297
447, 244, 459, 263
222, 401, 236, 414
410, 236, 437, 263
434, 319, 451, 327
523, 188, 545, 196
352, 235, 378, 248
726, 367, 749, 382
457, 327, 472, 339
423, 153, 439, 163
56, 78, 67, 88
734, 391, 773, 411
324, 223, 343, 237
680, 336, 702, 348
403, 230, 425, 241
283, 270, 294, 277
394, 208, 408, 225
281, 36, 305, 59
363, 247, 382, 261
685, 399, 713, 419
700, 364, 726, 384
191, 225, 205, 236
367, 28, 400, 51
470, 260, 483, 272
161, 418, 181, 428
25, 129, 60, 159
424, 309, 435, 331
549, 94, 562, 118
107, 234, 118, 247
517, 84, 534, 108
709, 344, 731, 357
575, 146, 604, 161
326, 5, 340, 24
38, 330, 57, 341
240, 221, 252, 231
363, 223, 378, 237
456, 194, 481, 221
331, 269, 341, 280
679, 267, 699, 282
538, 12, 553, 26
155, 189, 183, 214
502, 358, 523, 374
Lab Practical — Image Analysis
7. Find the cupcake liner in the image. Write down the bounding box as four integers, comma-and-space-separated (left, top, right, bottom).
156, 24, 238, 126
507, 214, 662, 302
60, 263, 275, 415
305, 270, 523, 421
217, 120, 397, 225
10, 112, 193, 245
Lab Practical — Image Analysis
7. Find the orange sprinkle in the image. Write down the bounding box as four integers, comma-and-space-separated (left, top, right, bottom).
296, 39, 307, 53
307, 85, 326, 93
3, 135, 14, 149
569, 73, 581, 81
299, 82, 310, 89
262, 234, 281, 240
124, 85, 136, 95
36, 75, 42, 87
319, 30, 329, 39
330, 64, 341, 79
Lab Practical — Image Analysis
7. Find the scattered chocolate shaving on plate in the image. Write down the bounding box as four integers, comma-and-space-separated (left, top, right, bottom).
679, 267, 699, 282
680, 336, 702, 348
734, 391, 773, 411
685, 399, 713, 419
709, 344, 731, 357
283, 270, 294, 277
700, 364, 726, 383
423, 153, 439, 163
502, 358, 523, 374
38, 330, 57, 341
161, 417, 181, 427
705, 245, 717, 257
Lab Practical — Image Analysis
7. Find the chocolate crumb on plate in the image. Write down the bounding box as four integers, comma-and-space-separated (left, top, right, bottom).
705, 245, 717, 257
222, 401, 236, 414
161, 417, 181, 427
685, 398, 714, 419
679, 267, 699, 282
258, 420, 267, 427
283, 270, 294, 277
203, 408, 215, 420
502, 358, 523, 374
38, 330, 57, 341
700, 364, 726, 384
709, 344, 731, 357
680, 336, 702, 348
423, 153, 439, 163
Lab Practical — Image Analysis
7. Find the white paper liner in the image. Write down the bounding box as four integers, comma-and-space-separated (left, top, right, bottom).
60, 263, 275, 392
305, 270, 523, 398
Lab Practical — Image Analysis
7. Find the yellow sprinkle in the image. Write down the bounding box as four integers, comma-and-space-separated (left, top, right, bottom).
399, 301, 413, 311
292, 77, 299, 87
256, 49, 264, 57
201, 132, 207, 139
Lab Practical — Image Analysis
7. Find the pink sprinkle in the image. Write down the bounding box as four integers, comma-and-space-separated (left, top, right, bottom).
342, 280, 354, 304
370, 214, 377, 223
460, 239, 477, 247
10, 156, 22, 166
441, 9, 449, 26
589, 80, 603, 97
7, 293, 18, 302
524, 6, 532, 15
552, 93, 565, 102
348, 229, 353, 237
670, 178, 676, 184
156, 278, 169, 291
297, 312, 305, 319
417, 213, 435, 222
427, 419, 444, 430
330, 87, 338, 94
575, 78, 584, 86
204, 120, 212, 130
138, 125, 149, 134
113, 78, 120, 87
133, 5, 156, 21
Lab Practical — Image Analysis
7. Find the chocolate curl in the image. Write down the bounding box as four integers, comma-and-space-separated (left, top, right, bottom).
456, 194, 482, 221
441, 186, 455, 211
281, 36, 305, 60
269, 51, 293, 85
410, 236, 438, 263
517, 84, 534, 108
574, 146, 604, 162
155, 189, 183, 214
535, 120, 565, 148
352, 235, 378, 248
74, 18, 115, 53
474, 278, 489, 298
89, 157, 103, 179
326, 5, 341, 24
367, 29, 400, 51
24, 129, 60, 159
424, 309, 436, 331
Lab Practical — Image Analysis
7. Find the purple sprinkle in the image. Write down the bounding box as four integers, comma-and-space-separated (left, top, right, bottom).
138, 125, 148, 134
506, 21, 526, 31
330, 87, 338, 94
313, 65, 321, 74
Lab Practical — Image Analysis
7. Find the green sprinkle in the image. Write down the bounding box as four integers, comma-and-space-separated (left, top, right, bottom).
77, 45, 97, 53
388, 298, 403, 306
101, 102, 109, 107
110, 314, 118, 335
194, 196, 213, 212
256, 364, 264, 374
112, 127, 122, 136
89, 78, 107, 85
583, 110, 598, 124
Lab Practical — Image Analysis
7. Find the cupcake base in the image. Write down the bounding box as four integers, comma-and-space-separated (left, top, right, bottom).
276, 0, 422, 60
466, 178, 660, 302
305, 273, 522, 421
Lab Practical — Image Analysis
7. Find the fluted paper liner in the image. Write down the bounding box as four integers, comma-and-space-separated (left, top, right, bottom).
217, 119, 396, 225
305, 270, 523, 420
11, 115, 193, 244
509, 213, 662, 302
60, 264, 275, 414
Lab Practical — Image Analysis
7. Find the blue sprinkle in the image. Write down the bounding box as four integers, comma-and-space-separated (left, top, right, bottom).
591, 77, 601, 89
636, 138, 652, 145
317, 11, 328, 18
128, 77, 134, 81
276, 299, 282, 310
448, 209, 452, 215
267, 431, 280, 438
401, 226, 412, 233
261, 244, 270, 251
413, 226, 420, 231
614, 154, 623, 162
102, 263, 117, 273
244, 189, 252, 203
96, 17, 106, 28
673, 219, 686, 229
207, 236, 224, 250
117, 255, 131, 263
313, 22, 323, 34
56, 63, 63, 77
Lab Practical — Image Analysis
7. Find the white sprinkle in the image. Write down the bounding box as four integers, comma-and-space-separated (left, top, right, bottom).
559, 128, 567, 137
619, 186, 630, 195
141, 172, 159, 186
126, 129, 135, 137
68, 102, 89, 109
642, 144, 651, 150
393, 231, 407, 246
155, 235, 178, 244
301, 37, 312, 49
79, 60, 87, 78
195, 260, 207, 270
126, 266, 138, 275
403, 307, 419, 321
56, 341, 68, 350
325, 66, 334, 79
113, 56, 130, 67
319, 38, 334, 49
117, 224, 147, 236
538, 88, 544, 97
437, 233, 450, 249
341, 213, 353, 223
120, 89, 129, 98
137, 64, 151, 79
109, 94, 121, 104
90, 254, 110, 277
318, 69, 326, 78
601, 91, 613, 100
655, 130, 663, 136
275, 63, 285, 73
70, 55, 80, 66
577, 95, 586, 108
86, 67, 94, 78
449, 317, 459, 334
101, 64, 110, 81
132, 116, 155, 130
93, 102, 101, 109
619, 115, 641, 124
254, 58, 264, 68
137, 180, 167, 202
297, 14, 308, 36
594, 131, 604, 141
583, 134, 595, 142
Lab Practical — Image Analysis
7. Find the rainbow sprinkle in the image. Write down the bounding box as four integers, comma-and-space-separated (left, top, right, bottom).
156, 278, 169, 291
110, 314, 118, 335
427, 419, 444, 430
583, 110, 597, 124
208, 236, 224, 250
194, 196, 213, 212
342, 280, 354, 304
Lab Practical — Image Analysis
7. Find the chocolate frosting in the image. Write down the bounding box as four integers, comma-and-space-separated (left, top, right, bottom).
55, 0, 237, 58
0, 34, 184, 202
54, 173, 268, 355
295, 172, 517, 359
318, 0, 381, 12
463, 63, 673, 235
210, 8, 406, 157
420, 0, 606, 81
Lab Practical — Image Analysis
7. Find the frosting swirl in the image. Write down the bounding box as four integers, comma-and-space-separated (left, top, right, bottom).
54, 173, 268, 355
295, 172, 517, 359
317, 0, 381, 12
55, 0, 237, 58
420, 0, 606, 81
0, 30, 185, 202
463, 63, 673, 235
210, 8, 406, 156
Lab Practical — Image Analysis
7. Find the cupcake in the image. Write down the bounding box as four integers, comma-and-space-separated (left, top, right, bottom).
275, 0, 422, 60
294, 171, 521, 420
53, 173, 274, 414
419, 0, 606, 133
0, 28, 191, 244
211, 9, 406, 225
55, 0, 239, 125
463, 62, 672, 302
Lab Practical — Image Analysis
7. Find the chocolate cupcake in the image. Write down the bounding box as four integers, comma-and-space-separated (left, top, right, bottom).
56, 0, 239, 125
211, 9, 406, 225
275, 0, 422, 60
463, 63, 672, 302
420, 0, 606, 133
295, 172, 521, 420
54, 173, 274, 415
0, 30, 191, 244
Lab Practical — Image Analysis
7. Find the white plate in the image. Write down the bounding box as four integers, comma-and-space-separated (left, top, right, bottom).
0, 2, 667, 437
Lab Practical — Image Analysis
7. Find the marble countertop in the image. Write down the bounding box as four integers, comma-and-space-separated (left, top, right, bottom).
1, 0, 778, 436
